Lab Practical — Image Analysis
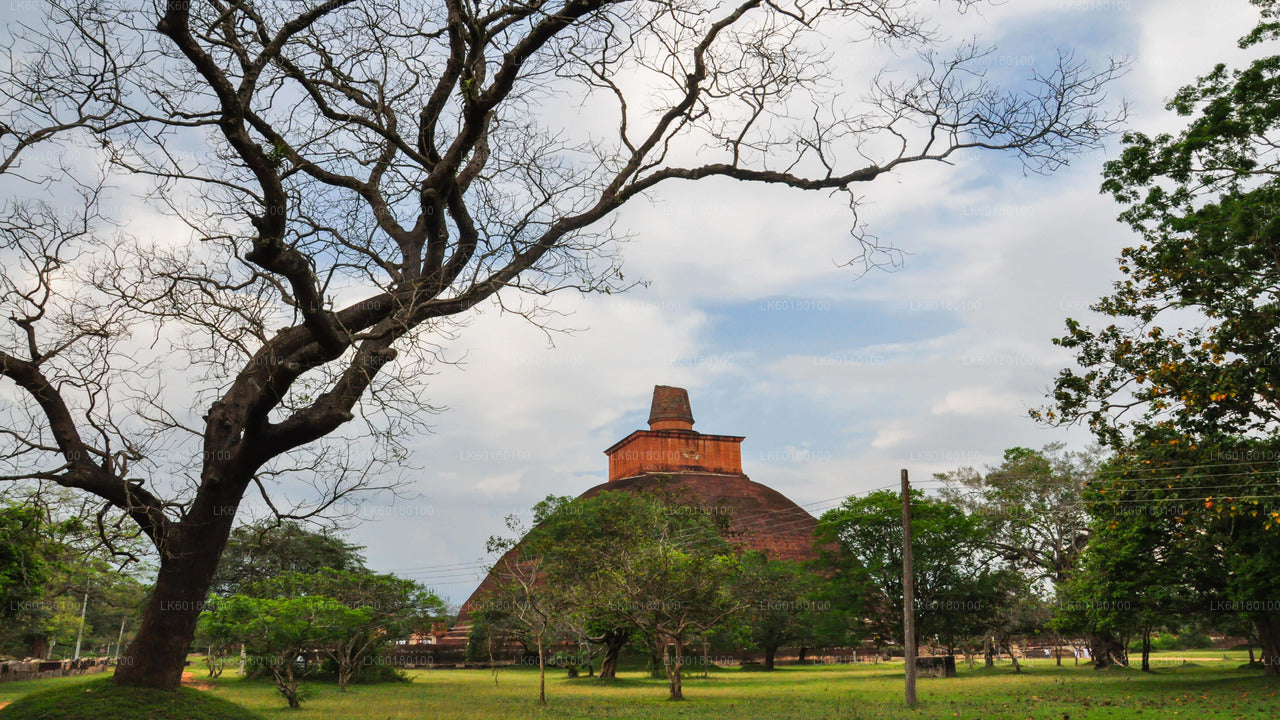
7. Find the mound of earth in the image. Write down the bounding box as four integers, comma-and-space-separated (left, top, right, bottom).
457, 470, 821, 622
0, 678, 263, 720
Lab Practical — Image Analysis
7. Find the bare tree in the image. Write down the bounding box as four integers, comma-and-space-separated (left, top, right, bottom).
483, 519, 569, 705
0, 0, 1124, 689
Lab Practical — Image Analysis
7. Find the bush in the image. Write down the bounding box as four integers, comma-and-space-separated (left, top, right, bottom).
1128, 633, 1214, 652
314, 655, 410, 685
0, 678, 264, 720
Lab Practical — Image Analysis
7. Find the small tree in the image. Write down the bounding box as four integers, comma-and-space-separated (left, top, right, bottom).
731, 552, 817, 670
200, 594, 364, 709
499, 490, 733, 681
253, 569, 444, 690
605, 542, 743, 700
485, 515, 573, 705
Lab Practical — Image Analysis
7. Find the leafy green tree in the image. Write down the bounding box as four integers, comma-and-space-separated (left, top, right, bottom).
816, 490, 998, 653
0, 495, 149, 660
0, 505, 49, 630
983, 575, 1051, 672
494, 490, 736, 681
482, 489, 745, 700
201, 593, 366, 709
210, 521, 366, 597
938, 445, 1100, 664
1046, 430, 1280, 672
730, 552, 819, 669
1043, 0, 1280, 444
509, 493, 639, 680
1054, 440, 1206, 670
938, 444, 1097, 585
603, 540, 743, 700
482, 514, 575, 705
1039, 2, 1280, 675
247, 569, 443, 690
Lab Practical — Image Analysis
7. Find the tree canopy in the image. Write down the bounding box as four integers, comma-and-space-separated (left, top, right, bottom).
1039, 1, 1280, 674
209, 521, 367, 597
1042, 0, 1280, 443
815, 489, 1003, 653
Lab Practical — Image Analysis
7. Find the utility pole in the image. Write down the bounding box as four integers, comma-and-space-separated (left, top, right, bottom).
115, 616, 127, 663
901, 468, 917, 709
73, 582, 90, 661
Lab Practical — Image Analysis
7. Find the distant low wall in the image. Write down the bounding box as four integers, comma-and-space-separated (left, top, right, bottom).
0, 658, 111, 683
383, 644, 882, 670
383, 645, 470, 668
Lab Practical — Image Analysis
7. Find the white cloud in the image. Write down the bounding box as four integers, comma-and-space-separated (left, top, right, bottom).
930, 387, 1025, 416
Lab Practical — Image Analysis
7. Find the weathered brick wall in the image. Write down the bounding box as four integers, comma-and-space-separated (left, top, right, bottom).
606, 431, 743, 481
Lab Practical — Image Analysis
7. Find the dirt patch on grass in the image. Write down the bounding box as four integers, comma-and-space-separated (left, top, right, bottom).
180, 671, 214, 691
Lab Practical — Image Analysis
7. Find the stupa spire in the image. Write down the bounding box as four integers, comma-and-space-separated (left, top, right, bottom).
648, 385, 695, 431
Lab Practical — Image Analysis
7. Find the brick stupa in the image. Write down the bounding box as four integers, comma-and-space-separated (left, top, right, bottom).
444, 386, 819, 639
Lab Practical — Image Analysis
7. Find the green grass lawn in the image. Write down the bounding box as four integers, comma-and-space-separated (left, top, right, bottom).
3, 653, 1278, 719
0, 674, 101, 708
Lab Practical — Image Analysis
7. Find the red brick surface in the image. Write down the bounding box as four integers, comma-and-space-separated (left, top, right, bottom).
457, 471, 821, 622
580, 472, 820, 563
605, 430, 744, 481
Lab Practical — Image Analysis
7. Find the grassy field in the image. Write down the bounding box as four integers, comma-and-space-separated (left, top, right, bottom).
2, 653, 1277, 719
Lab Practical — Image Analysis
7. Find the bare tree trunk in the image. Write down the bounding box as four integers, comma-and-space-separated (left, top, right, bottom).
649, 639, 665, 679
537, 635, 546, 705
1005, 642, 1021, 673
114, 524, 231, 689
1090, 633, 1126, 669
1140, 629, 1151, 673
271, 655, 302, 710
205, 645, 224, 679
1256, 614, 1280, 677
26, 635, 48, 660
338, 657, 353, 691
764, 645, 777, 670
983, 635, 994, 668
668, 640, 683, 701
488, 634, 498, 685
599, 638, 623, 680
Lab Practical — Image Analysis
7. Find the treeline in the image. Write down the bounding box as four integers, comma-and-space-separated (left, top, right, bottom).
0, 489, 149, 662
0, 506, 450, 710
470, 441, 1279, 705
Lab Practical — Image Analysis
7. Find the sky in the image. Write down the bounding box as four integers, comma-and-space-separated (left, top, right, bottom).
0, 0, 1265, 606
349, 0, 1264, 605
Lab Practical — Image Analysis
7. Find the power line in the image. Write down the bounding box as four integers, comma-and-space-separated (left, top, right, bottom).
379, 485, 891, 577
382, 457, 1280, 583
